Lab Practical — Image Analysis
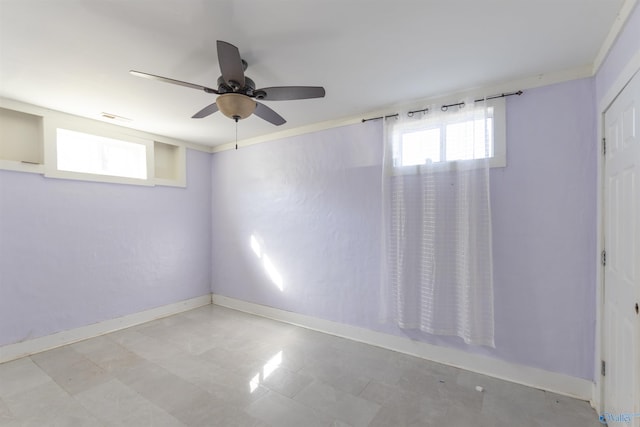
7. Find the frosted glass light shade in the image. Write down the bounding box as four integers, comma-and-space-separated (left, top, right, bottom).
216, 93, 256, 120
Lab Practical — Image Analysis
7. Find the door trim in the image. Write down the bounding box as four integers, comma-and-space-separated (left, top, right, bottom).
595, 54, 640, 412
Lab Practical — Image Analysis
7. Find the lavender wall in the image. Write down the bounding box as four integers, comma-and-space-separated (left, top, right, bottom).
0, 149, 212, 347
490, 79, 596, 378
211, 123, 383, 327
211, 78, 598, 380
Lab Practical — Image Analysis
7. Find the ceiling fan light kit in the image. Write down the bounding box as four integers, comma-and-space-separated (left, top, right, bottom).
216, 93, 256, 121
130, 40, 325, 126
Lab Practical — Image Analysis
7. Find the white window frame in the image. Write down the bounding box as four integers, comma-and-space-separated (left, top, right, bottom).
45, 121, 154, 186
392, 98, 506, 173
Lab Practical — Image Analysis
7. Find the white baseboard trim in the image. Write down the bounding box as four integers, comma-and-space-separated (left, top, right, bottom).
212, 294, 593, 402
0, 294, 213, 364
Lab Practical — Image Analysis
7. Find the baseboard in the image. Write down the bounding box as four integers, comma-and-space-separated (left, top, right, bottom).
212, 294, 593, 402
0, 294, 213, 363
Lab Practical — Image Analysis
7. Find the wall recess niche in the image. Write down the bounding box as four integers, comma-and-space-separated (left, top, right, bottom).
154, 141, 186, 187
0, 107, 44, 172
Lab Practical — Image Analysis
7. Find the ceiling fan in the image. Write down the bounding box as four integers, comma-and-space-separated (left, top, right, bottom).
130, 40, 325, 126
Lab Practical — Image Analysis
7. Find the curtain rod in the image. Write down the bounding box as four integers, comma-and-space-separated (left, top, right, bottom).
362, 113, 399, 123
474, 90, 523, 102
361, 90, 523, 122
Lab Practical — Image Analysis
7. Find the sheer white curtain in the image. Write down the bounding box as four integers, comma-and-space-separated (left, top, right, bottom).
380, 99, 495, 347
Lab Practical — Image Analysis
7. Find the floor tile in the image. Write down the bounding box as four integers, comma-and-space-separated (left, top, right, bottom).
172, 404, 270, 427
246, 391, 333, 427
3, 379, 104, 426
154, 352, 269, 407
74, 378, 184, 427
31, 346, 113, 396
259, 365, 314, 398
0, 397, 18, 426
480, 392, 542, 427
116, 362, 216, 420
137, 320, 219, 356
294, 380, 381, 427
71, 335, 143, 373
0, 304, 603, 427
367, 386, 450, 427
0, 357, 51, 399
30, 345, 87, 373
297, 359, 371, 396
359, 380, 404, 405
108, 329, 185, 363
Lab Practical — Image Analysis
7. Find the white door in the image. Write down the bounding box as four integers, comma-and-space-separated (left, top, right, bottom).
603, 69, 640, 426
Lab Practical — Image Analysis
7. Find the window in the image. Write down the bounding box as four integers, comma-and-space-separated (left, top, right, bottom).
394, 99, 505, 169
49, 126, 186, 187
0, 100, 188, 186
56, 128, 148, 180
382, 98, 498, 346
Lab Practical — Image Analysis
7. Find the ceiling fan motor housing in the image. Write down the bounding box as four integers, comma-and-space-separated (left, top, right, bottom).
217, 76, 257, 96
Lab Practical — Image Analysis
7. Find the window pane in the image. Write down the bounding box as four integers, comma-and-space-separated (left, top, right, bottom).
401, 128, 440, 166
57, 128, 147, 179
480, 118, 493, 158
446, 118, 492, 161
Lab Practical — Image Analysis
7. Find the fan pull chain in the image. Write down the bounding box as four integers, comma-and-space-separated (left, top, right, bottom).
235, 118, 238, 150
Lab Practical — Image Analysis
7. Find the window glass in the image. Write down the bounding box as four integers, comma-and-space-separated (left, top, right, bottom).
401, 128, 441, 165
399, 109, 495, 167
445, 117, 493, 161
56, 128, 147, 179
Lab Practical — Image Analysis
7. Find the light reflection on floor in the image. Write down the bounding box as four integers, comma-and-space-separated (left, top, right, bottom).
249, 350, 283, 393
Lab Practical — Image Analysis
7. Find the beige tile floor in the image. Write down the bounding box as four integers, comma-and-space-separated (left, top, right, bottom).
0, 305, 603, 426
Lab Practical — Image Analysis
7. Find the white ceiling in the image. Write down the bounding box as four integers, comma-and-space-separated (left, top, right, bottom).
0, 0, 626, 147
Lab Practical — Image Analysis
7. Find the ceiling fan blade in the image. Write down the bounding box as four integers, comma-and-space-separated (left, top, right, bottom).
254, 102, 286, 126
192, 102, 219, 119
217, 40, 245, 89
130, 70, 217, 93
256, 86, 325, 101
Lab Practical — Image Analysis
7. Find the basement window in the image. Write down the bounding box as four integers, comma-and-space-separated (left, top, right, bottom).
394, 98, 506, 169
0, 102, 187, 186
56, 128, 148, 180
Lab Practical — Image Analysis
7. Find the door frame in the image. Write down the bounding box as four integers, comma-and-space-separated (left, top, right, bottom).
595, 51, 640, 413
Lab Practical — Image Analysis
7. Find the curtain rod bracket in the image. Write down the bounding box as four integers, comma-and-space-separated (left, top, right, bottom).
441, 102, 465, 112
407, 107, 429, 117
